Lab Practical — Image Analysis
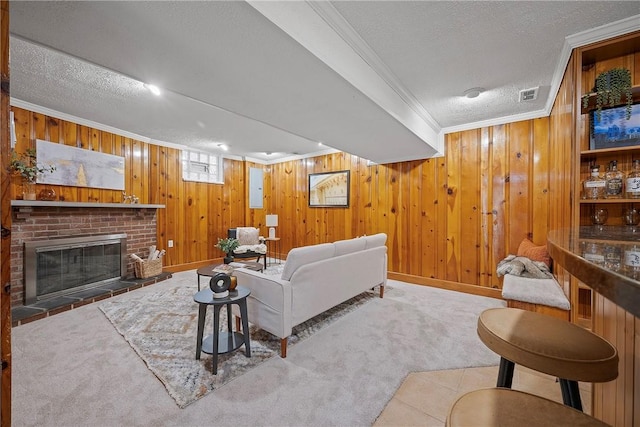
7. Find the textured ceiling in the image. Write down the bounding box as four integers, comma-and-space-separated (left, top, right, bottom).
9, 1, 640, 163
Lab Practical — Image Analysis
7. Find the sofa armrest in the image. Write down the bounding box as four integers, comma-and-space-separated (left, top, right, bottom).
231, 269, 293, 339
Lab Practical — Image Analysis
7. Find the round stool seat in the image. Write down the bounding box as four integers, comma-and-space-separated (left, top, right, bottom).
478, 307, 618, 382
446, 388, 608, 426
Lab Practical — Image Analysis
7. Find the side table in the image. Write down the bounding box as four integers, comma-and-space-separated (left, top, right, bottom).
194, 285, 251, 374
264, 237, 281, 265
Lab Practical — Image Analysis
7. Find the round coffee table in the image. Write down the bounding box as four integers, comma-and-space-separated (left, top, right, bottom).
197, 262, 264, 290
194, 286, 251, 374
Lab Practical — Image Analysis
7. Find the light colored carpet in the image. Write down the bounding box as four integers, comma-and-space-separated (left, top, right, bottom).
98, 285, 376, 408
11, 270, 506, 426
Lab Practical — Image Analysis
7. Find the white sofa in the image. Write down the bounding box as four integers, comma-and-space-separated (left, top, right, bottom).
232, 233, 387, 357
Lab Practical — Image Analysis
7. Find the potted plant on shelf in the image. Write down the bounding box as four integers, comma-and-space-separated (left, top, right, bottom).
582, 67, 633, 121
9, 149, 56, 201
215, 237, 239, 264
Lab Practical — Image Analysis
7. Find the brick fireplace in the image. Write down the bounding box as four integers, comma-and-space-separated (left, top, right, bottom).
10, 204, 160, 309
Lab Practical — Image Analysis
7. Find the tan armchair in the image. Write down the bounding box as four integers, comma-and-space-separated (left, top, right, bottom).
228, 227, 268, 269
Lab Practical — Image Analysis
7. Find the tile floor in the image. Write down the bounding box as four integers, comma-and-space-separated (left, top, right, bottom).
374, 365, 592, 426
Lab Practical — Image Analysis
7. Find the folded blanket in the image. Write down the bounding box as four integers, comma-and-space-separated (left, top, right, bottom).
496, 254, 553, 279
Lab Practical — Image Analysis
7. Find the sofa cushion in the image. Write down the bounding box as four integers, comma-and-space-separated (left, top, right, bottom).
364, 233, 387, 249
334, 237, 367, 256
281, 243, 335, 281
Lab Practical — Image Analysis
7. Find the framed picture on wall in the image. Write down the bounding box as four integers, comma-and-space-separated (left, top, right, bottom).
308, 170, 350, 207
590, 103, 640, 150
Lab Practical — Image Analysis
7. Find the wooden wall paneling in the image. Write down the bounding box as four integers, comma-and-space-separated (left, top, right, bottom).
622, 310, 634, 426
408, 160, 422, 276
420, 159, 438, 279
1, 1, 11, 423
435, 153, 448, 279
349, 155, 362, 237
359, 159, 372, 239
479, 128, 492, 287
149, 144, 166, 256
367, 165, 378, 237
283, 160, 298, 247
388, 162, 403, 272
532, 118, 550, 243
445, 132, 461, 282
196, 182, 210, 262
165, 145, 180, 265
507, 121, 532, 249
377, 164, 391, 269
592, 292, 605, 418
459, 130, 481, 285
343, 155, 355, 238
490, 125, 507, 276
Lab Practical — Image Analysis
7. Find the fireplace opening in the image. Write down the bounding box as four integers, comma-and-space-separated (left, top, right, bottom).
24, 234, 127, 305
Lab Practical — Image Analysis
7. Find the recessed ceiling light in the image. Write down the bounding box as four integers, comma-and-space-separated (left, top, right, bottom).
463, 87, 484, 99
144, 83, 161, 96
318, 142, 323, 146
217, 143, 228, 151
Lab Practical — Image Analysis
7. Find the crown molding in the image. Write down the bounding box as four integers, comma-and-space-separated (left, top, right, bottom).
566, 14, 640, 49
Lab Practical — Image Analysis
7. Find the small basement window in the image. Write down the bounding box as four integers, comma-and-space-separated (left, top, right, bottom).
181, 150, 223, 184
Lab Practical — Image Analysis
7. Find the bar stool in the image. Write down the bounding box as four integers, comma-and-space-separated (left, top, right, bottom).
446, 388, 608, 426
477, 307, 618, 411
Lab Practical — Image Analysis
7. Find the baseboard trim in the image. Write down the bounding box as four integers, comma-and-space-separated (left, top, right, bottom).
163, 259, 223, 273
387, 272, 503, 300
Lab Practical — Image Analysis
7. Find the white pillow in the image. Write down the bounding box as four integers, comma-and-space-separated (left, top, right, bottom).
237, 227, 258, 246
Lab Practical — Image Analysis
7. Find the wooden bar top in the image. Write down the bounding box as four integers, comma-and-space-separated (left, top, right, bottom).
547, 227, 640, 317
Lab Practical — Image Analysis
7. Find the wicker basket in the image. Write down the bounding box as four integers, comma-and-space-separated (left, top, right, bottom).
134, 258, 163, 279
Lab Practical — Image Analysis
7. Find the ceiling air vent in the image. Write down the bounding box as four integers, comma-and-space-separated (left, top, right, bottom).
519, 87, 539, 102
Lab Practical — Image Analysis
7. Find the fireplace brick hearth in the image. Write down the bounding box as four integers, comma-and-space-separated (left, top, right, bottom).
11, 206, 160, 308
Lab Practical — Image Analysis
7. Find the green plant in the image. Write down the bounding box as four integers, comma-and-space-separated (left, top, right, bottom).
582, 68, 633, 121
215, 237, 239, 254
9, 149, 56, 183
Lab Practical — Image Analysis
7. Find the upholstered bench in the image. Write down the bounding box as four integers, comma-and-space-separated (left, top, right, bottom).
502, 274, 570, 321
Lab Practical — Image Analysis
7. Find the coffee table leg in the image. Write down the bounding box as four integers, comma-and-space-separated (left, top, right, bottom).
239, 299, 251, 357
212, 305, 221, 374
195, 303, 206, 360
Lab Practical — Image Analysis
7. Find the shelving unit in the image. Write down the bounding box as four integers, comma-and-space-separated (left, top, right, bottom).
572, 31, 640, 329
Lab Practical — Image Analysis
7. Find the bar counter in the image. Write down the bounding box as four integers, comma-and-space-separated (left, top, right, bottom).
547, 227, 640, 318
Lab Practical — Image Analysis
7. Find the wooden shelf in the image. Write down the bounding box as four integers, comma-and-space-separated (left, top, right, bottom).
579, 198, 640, 204
581, 145, 640, 157
10, 200, 165, 209
580, 86, 640, 115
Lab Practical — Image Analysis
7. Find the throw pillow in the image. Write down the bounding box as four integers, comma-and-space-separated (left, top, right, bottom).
237, 227, 258, 246
517, 238, 550, 267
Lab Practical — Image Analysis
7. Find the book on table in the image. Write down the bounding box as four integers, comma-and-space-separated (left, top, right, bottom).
213, 264, 234, 274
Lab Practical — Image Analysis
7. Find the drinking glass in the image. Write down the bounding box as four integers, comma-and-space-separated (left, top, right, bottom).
591, 208, 608, 225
